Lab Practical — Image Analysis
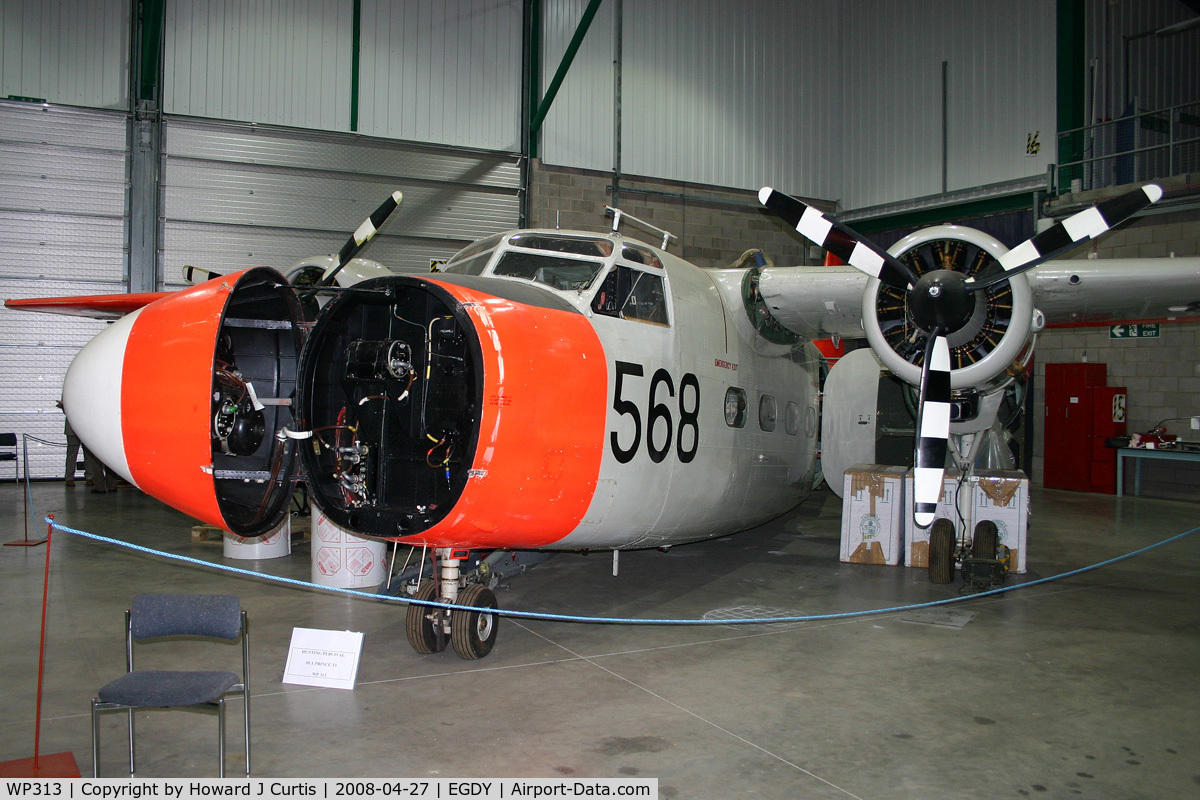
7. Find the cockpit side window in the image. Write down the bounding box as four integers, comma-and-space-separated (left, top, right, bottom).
442, 250, 494, 276
443, 233, 505, 275
591, 265, 669, 326
621, 243, 662, 269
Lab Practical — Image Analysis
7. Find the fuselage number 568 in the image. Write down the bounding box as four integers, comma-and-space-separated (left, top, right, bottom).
610, 361, 699, 464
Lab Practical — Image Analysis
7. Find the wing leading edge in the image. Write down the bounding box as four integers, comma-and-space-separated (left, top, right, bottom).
755, 255, 1200, 342
4, 292, 172, 320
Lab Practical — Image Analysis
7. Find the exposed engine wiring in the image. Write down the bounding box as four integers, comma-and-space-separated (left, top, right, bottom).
356, 371, 416, 406
426, 433, 453, 486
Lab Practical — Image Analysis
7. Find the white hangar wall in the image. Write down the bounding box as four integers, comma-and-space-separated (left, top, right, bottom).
2, 0, 1061, 211
539, 0, 1056, 212
836, 0, 1057, 211
0, 0, 130, 109
538, 0, 843, 204
163, 0, 524, 152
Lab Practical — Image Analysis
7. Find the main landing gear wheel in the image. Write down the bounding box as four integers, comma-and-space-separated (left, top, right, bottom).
405, 580, 446, 654
451, 583, 499, 660
928, 518, 956, 584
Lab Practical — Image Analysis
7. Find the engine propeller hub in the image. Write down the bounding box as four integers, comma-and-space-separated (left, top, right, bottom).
909, 269, 975, 334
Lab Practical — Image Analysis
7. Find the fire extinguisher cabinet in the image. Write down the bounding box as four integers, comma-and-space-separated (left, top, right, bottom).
1043, 363, 1127, 493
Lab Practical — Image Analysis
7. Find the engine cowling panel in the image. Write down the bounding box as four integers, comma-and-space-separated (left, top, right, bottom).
863, 225, 1033, 392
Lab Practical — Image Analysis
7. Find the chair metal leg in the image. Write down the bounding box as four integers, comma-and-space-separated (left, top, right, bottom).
243, 696, 251, 775
218, 699, 226, 779
127, 708, 136, 775
91, 701, 100, 778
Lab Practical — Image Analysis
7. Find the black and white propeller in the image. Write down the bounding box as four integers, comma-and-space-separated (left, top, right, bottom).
315, 190, 404, 288
182, 190, 404, 290
759, 183, 1162, 527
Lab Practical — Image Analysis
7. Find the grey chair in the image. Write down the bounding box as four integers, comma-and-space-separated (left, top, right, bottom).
0, 433, 16, 482
91, 594, 250, 777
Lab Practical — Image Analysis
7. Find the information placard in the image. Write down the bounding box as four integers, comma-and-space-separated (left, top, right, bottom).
283, 627, 364, 690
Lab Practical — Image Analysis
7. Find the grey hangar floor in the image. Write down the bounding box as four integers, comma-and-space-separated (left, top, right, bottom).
2, 480, 1198, 799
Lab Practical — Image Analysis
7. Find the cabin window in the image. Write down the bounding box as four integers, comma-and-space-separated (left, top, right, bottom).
591, 266, 669, 325
785, 401, 801, 436
724, 387, 747, 428
759, 394, 777, 432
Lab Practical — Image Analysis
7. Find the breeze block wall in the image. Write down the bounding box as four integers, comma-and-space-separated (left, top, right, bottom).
1033, 198, 1200, 500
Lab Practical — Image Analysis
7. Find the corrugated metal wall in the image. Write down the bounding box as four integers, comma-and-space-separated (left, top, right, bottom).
539, 0, 617, 171
357, 0, 523, 151
163, 0, 525, 152
0, 0, 130, 109
161, 118, 522, 288
1086, 0, 1200, 120
538, 0, 843, 202
0, 101, 127, 479
163, 0, 354, 131
838, 0, 1056, 211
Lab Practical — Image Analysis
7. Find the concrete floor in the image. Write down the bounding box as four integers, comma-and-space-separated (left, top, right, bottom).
2, 479, 1199, 799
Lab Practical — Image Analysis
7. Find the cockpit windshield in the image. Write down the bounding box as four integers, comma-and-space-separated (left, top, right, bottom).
492, 251, 605, 291
508, 233, 614, 258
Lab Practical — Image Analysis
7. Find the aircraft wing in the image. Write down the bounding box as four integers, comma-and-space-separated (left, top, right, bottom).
1031, 256, 1200, 325
756, 255, 1200, 340
756, 264, 868, 339
3, 292, 172, 319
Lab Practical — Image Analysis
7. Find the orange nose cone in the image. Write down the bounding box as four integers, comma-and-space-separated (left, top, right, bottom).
118, 275, 240, 527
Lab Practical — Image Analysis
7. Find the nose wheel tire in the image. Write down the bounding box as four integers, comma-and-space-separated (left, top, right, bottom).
451, 584, 499, 659
928, 518, 956, 584
972, 520, 999, 560
405, 580, 447, 654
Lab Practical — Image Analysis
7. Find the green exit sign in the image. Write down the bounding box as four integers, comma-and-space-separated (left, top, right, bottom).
1109, 323, 1160, 339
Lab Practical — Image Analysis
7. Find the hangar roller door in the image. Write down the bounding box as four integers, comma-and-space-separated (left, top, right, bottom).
160, 119, 522, 289
0, 101, 127, 481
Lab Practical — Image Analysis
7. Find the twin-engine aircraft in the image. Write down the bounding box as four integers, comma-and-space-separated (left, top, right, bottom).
7, 184, 1199, 659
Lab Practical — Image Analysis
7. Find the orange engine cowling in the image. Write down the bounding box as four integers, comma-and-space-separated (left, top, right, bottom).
64, 269, 608, 545
296, 275, 609, 549
63, 267, 304, 536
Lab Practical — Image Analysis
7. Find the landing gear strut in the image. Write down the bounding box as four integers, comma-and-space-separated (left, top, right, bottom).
403, 548, 500, 659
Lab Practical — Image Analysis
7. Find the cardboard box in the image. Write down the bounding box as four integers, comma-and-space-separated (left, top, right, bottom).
840, 465, 907, 566
973, 469, 1029, 574
904, 469, 966, 568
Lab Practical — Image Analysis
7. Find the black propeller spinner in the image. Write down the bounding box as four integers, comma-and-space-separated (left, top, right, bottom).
759, 183, 1163, 528
909, 269, 976, 335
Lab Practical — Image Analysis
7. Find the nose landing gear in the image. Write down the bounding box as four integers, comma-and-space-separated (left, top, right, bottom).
404, 549, 500, 659
928, 519, 1009, 591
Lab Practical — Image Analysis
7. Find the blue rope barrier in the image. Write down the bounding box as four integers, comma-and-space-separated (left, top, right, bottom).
45, 517, 1200, 627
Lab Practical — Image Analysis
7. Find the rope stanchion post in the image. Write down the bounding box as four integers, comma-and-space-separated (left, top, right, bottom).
0, 515, 81, 777
5, 435, 46, 547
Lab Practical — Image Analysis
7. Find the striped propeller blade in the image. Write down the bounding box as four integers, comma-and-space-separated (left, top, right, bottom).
913, 333, 952, 529
319, 190, 404, 287
183, 265, 223, 284
758, 187, 917, 290
991, 184, 1162, 280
